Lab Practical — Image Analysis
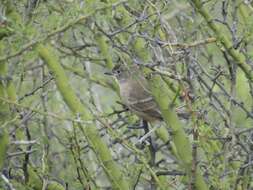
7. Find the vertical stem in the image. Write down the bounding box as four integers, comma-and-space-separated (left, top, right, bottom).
149, 75, 208, 190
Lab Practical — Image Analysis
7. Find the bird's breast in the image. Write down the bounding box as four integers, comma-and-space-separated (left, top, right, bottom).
119, 81, 132, 103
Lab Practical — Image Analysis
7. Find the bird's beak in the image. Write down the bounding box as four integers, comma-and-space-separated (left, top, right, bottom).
104, 71, 113, 76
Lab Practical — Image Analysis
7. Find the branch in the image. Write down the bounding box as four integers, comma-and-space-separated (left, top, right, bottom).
36, 44, 130, 190
189, 0, 253, 81
162, 37, 216, 48
149, 75, 209, 190
0, 2, 125, 63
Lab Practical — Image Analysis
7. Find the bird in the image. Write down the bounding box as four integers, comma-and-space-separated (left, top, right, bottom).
107, 64, 163, 122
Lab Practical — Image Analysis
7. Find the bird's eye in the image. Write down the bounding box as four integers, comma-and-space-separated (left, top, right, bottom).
116, 70, 121, 74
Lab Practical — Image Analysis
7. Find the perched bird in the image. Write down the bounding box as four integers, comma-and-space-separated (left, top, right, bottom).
107, 64, 163, 122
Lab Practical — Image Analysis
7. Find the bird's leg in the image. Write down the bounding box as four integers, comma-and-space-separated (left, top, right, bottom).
141, 120, 156, 162
137, 121, 159, 144
142, 120, 156, 190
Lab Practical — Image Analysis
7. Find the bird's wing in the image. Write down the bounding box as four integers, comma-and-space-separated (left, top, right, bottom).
127, 79, 162, 120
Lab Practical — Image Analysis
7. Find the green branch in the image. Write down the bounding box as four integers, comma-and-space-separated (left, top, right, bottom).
36, 44, 130, 190
149, 75, 208, 190
189, 0, 253, 81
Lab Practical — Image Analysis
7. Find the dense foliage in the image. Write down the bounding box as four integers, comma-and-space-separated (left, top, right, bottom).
1, 0, 253, 189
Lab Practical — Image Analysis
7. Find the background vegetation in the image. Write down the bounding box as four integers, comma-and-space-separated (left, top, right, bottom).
1, 0, 253, 189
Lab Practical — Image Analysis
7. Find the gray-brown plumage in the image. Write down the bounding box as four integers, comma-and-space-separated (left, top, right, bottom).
111, 64, 162, 122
